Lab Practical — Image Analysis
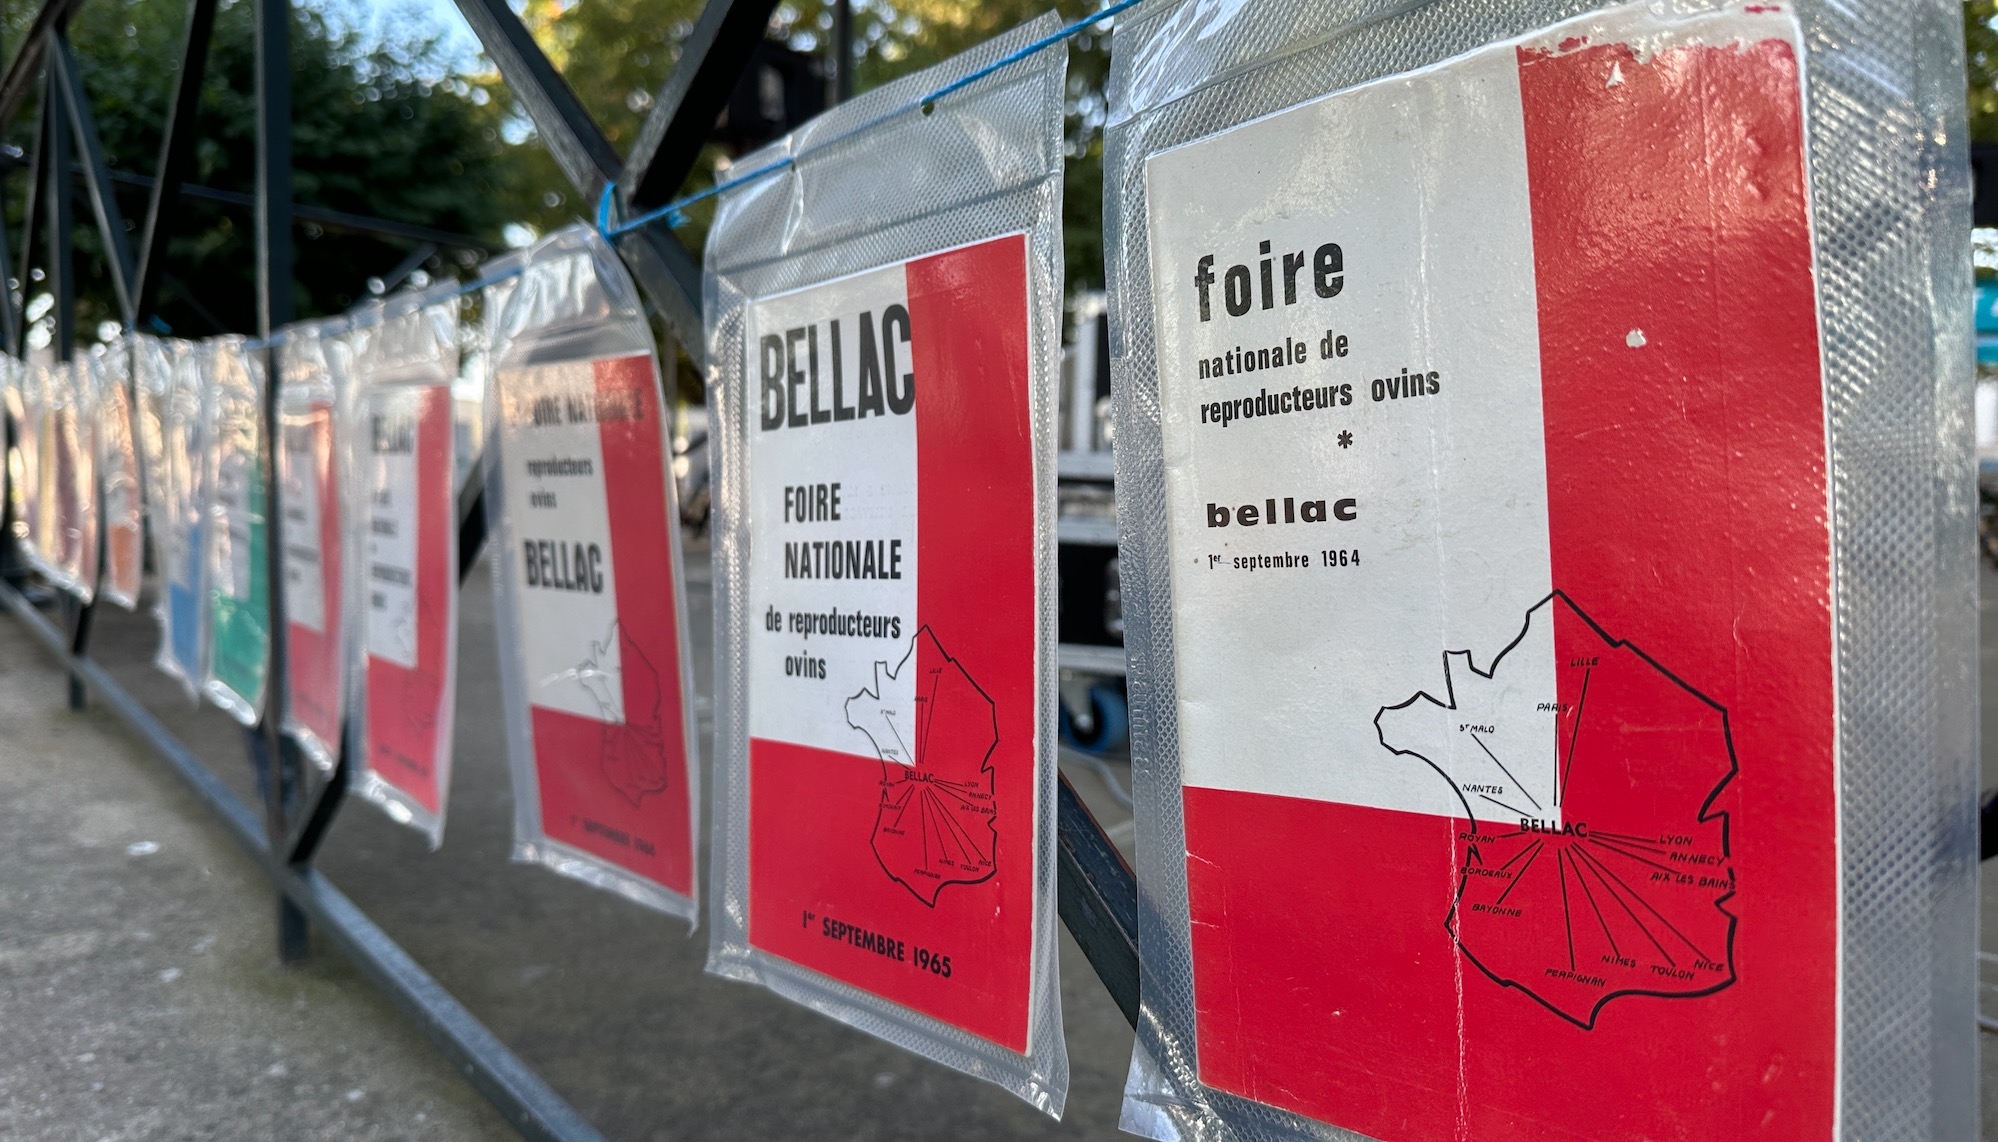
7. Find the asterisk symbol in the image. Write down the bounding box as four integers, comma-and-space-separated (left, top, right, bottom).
1337, 430, 1354, 449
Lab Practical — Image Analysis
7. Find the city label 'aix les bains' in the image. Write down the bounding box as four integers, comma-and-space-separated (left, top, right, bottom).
1190, 235, 1362, 532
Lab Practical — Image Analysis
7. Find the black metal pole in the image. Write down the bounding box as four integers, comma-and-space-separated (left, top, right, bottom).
40, 55, 93, 710
42, 62, 70, 355
832, 0, 852, 104
52, 33, 137, 324
253, 0, 308, 964
134, 0, 217, 326
16, 93, 43, 308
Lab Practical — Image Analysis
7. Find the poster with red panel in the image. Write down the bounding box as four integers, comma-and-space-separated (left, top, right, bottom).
95, 342, 144, 610
44, 358, 98, 601
351, 296, 460, 845
702, 21, 1070, 1110
707, 221, 1072, 1117
486, 227, 699, 917
276, 323, 349, 772
1119, 4, 1843, 1140
738, 236, 1040, 1045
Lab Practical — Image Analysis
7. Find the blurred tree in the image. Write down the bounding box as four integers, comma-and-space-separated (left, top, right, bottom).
1971, 0, 1998, 142
10, 0, 524, 341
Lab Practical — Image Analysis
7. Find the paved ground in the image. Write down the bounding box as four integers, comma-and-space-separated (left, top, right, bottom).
0, 540, 1138, 1141
0, 605, 509, 1139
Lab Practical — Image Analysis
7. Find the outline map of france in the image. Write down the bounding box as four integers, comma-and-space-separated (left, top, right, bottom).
1374, 592, 1738, 1028
845, 627, 1000, 907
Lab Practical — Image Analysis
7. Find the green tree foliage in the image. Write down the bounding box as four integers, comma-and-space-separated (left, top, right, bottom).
20, 0, 521, 340
1970, 0, 1998, 143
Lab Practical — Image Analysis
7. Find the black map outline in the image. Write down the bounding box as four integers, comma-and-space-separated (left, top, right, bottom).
847, 624, 1001, 908
572, 619, 672, 810
1371, 589, 1740, 1030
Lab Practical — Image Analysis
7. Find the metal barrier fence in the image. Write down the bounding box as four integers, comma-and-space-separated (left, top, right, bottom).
0, 1, 1140, 1136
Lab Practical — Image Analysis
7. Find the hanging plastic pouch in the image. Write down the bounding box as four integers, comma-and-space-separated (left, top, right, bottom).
277, 318, 353, 774
1, 358, 16, 546
349, 287, 461, 845
15, 356, 50, 575
1104, 1, 1972, 1139
702, 17, 1069, 1114
484, 225, 699, 918
202, 337, 270, 724
95, 341, 144, 610
41, 358, 100, 602
141, 337, 209, 701
3, 356, 23, 546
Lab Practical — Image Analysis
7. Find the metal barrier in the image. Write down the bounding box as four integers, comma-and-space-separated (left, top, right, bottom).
0, 0, 1141, 1136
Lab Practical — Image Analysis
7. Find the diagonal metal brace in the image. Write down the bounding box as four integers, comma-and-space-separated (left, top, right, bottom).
447, 0, 709, 367
49, 32, 138, 325
619, 0, 781, 211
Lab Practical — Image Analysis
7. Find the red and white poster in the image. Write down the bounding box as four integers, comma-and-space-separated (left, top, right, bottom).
493, 350, 696, 903
739, 234, 1041, 1053
49, 359, 98, 601
279, 395, 344, 766
357, 383, 457, 838
1141, 5, 1834, 1139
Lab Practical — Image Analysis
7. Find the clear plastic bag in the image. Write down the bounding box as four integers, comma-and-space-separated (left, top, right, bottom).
702, 17, 1070, 1115
484, 225, 700, 919
348, 286, 462, 846
140, 336, 209, 702
15, 355, 51, 576
201, 336, 270, 725
276, 318, 354, 774
2, 355, 24, 548
38, 357, 97, 600
1104, 0, 1973, 1138
94, 340, 144, 610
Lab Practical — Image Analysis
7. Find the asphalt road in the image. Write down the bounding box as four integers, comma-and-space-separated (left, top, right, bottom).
0, 539, 1138, 1141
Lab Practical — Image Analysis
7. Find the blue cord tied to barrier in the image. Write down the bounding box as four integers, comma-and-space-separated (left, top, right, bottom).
596, 0, 1144, 244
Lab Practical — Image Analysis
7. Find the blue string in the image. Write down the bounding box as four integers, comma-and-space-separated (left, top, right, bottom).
598, 0, 1143, 241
